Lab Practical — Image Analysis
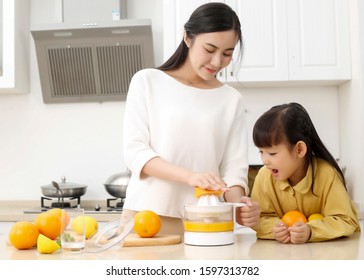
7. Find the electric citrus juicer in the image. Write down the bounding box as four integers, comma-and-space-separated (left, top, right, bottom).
183, 187, 235, 246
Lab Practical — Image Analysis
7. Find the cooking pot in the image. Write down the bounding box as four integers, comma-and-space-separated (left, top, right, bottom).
41, 176, 87, 198
104, 169, 131, 198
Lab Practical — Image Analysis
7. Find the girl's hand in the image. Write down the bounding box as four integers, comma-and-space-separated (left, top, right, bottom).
288, 222, 311, 244
187, 172, 228, 191
273, 222, 291, 243
236, 196, 260, 227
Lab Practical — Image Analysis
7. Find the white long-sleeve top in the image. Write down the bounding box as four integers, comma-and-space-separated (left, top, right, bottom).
122, 68, 249, 218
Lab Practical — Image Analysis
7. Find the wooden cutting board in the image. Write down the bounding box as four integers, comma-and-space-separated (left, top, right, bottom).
123, 233, 182, 247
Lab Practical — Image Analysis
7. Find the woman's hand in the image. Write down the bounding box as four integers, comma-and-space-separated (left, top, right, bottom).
187, 172, 228, 191
142, 158, 228, 191
273, 222, 291, 243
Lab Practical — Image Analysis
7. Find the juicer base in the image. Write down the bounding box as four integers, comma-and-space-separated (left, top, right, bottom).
184, 231, 234, 246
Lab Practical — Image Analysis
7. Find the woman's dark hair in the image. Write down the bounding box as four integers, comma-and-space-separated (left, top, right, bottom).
158, 2, 243, 71
252, 102, 346, 189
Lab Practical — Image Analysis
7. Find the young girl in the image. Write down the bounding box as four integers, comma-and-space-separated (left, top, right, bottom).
251, 102, 360, 243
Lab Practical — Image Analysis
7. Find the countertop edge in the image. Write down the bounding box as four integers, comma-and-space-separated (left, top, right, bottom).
0, 200, 121, 222
0, 200, 363, 222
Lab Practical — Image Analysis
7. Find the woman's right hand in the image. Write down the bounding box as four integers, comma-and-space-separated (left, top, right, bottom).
141, 158, 228, 190
187, 172, 228, 191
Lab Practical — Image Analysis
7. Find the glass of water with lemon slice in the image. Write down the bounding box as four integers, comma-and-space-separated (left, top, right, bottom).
61, 208, 86, 252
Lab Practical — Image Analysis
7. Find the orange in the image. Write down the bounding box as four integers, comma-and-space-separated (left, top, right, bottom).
194, 186, 222, 198
281, 210, 307, 227
8, 221, 39, 250
47, 208, 70, 230
134, 210, 161, 238
35, 212, 62, 240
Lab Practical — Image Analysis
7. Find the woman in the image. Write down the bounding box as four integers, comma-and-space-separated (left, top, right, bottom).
122, 2, 260, 234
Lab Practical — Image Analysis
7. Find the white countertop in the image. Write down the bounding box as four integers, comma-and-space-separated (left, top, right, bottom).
1, 201, 363, 260
1, 220, 363, 260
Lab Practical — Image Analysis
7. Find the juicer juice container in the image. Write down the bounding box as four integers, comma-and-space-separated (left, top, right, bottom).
183, 202, 234, 246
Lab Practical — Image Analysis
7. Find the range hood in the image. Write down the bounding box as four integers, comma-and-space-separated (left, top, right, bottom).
31, 19, 154, 103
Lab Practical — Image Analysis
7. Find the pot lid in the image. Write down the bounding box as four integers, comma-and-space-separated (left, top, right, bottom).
104, 169, 131, 186
41, 176, 87, 189
85, 217, 134, 253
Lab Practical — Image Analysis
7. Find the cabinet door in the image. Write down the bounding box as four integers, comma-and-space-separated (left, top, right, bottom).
164, 0, 289, 82
62, 0, 122, 23
163, 0, 223, 62
225, 0, 288, 82
0, 0, 29, 94
287, 0, 351, 81
163, 0, 351, 83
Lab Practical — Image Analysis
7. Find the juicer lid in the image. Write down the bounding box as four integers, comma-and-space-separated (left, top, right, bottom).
85, 217, 134, 253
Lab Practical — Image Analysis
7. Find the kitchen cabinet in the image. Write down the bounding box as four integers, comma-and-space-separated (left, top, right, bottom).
163, 0, 351, 85
62, 0, 126, 23
285, 0, 351, 82
0, 0, 29, 94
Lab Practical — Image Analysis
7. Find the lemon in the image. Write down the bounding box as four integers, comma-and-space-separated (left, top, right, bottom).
37, 234, 60, 254
71, 216, 98, 239
308, 213, 324, 221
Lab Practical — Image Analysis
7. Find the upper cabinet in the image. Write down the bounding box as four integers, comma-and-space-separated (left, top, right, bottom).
0, 0, 30, 94
285, 0, 351, 82
163, 0, 351, 85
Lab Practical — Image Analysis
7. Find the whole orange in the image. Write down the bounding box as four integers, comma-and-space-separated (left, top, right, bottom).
47, 208, 70, 230
134, 210, 161, 238
281, 210, 307, 227
8, 221, 39, 250
35, 212, 62, 240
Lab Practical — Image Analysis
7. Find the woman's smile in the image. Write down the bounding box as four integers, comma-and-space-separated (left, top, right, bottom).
204, 65, 218, 75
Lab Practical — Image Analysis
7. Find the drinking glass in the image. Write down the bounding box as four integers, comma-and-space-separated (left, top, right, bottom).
61, 208, 86, 252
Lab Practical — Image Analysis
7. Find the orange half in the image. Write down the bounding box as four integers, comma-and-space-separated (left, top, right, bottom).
194, 187, 222, 198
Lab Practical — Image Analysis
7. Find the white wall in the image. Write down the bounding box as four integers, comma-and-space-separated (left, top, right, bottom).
0, 0, 342, 201
240, 86, 340, 165
338, 0, 364, 211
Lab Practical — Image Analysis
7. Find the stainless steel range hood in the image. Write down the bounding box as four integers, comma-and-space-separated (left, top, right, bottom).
31, 19, 154, 103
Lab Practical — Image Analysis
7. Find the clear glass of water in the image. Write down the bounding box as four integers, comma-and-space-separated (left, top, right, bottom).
61, 208, 86, 252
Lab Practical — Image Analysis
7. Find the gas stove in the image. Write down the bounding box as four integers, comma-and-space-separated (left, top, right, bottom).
23, 196, 124, 214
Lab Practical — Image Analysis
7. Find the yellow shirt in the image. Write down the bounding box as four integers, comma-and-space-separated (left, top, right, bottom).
251, 158, 360, 242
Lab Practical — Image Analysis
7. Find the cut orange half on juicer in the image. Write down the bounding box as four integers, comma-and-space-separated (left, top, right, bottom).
194, 187, 223, 198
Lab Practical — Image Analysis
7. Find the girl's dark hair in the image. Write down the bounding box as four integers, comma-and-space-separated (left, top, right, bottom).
158, 2, 243, 71
252, 102, 346, 189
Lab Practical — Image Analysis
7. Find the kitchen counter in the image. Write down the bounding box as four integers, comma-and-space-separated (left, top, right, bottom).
1, 220, 363, 260
0, 200, 121, 222
1, 201, 363, 260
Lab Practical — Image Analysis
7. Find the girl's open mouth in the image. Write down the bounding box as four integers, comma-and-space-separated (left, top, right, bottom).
272, 169, 279, 177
